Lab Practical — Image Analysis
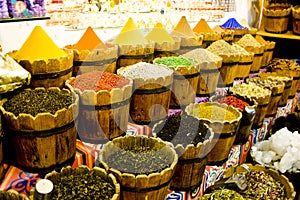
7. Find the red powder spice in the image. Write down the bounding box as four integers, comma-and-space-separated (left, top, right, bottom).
70, 71, 130, 92
214, 95, 249, 110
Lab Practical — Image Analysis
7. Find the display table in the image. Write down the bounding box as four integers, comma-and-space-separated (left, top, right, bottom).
0, 91, 298, 200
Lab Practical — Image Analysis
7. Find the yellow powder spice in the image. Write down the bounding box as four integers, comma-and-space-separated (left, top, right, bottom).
193, 19, 213, 34
72, 26, 104, 51
15, 26, 67, 62
212, 25, 225, 33
172, 16, 197, 38
145, 23, 174, 44
113, 17, 148, 45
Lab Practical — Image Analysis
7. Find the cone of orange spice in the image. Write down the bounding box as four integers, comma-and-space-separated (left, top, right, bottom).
65, 27, 118, 76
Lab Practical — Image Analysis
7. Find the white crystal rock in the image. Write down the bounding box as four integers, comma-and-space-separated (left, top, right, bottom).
262, 151, 276, 164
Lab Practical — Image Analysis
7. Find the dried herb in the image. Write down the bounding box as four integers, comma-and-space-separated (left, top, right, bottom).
199, 188, 245, 200
50, 170, 115, 200
241, 171, 287, 200
151, 114, 212, 147
105, 145, 173, 175
3, 89, 73, 117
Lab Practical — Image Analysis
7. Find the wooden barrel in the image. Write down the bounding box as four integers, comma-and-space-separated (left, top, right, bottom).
8, 49, 73, 89
116, 43, 155, 70
271, 67, 300, 99
266, 83, 285, 117
66, 75, 133, 144
171, 71, 199, 109
0, 88, 79, 174
220, 30, 234, 44
218, 61, 239, 87
151, 115, 214, 191
210, 94, 257, 145
153, 38, 181, 59
153, 57, 199, 109
182, 48, 222, 97
292, 6, 300, 35
252, 94, 271, 129
117, 62, 173, 126
241, 45, 265, 74
186, 102, 242, 165
197, 67, 220, 97
70, 44, 118, 76
99, 136, 178, 200
236, 53, 254, 80
263, 4, 291, 34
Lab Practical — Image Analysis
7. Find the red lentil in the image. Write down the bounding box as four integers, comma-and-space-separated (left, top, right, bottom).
70, 71, 130, 92
214, 95, 249, 110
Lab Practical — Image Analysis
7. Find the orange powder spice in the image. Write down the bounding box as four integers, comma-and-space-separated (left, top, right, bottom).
70, 71, 130, 92
72, 27, 104, 51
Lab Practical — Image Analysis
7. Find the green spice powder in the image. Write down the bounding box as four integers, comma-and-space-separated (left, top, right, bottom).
3, 90, 73, 117
155, 56, 196, 68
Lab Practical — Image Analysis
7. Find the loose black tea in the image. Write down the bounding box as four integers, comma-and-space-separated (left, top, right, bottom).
152, 114, 212, 147
105, 145, 173, 175
3, 89, 73, 117
50, 170, 115, 200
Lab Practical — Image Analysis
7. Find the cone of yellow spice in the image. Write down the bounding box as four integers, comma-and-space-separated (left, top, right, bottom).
9, 26, 73, 88
145, 23, 181, 58
171, 16, 202, 54
65, 27, 118, 75
193, 19, 222, 48
113, 17, 155, 69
